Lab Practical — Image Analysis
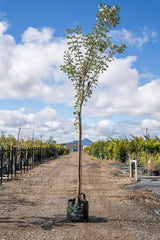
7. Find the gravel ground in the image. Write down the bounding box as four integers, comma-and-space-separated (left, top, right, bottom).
0, 152, 160, 240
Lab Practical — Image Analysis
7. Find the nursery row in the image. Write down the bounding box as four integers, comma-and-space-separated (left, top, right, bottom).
84, 136, 160, 171
0, 134, 69, 184
0, 134, 69, 155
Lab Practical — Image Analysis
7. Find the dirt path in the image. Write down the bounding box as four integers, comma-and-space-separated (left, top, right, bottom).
0, 152, 160, 240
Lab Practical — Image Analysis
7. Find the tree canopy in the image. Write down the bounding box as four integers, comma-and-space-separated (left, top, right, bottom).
61, 3, 126, 129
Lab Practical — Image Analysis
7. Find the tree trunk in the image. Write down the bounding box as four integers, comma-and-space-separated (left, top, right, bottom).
77, 111, 82, 199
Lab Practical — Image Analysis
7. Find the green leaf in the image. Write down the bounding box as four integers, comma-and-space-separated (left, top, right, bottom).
60, 3, 125, 131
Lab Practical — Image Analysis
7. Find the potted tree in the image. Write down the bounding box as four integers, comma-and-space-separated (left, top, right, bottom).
148, 155, 160, 176
61, 3, 126, 222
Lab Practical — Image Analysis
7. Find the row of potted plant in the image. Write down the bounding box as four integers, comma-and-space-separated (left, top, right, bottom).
134, 152, 160, 176
147, 155, 160, 176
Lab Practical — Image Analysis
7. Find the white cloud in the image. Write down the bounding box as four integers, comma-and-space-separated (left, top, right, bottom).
0, 108, 28, 128
110, 27, 158, 48
0, 106, 77, 142
85, 56, 139, 117
0, 21, 8, 35
0, 105, 159, 143
84, 56, 160, 120
135, 79, 160, 116
0, 21, 160, 141
0, 21, 158, 114
0, 21, 74, 104
141, 119, 160, 130
22, 27, 54, 43
83, 120, 115, 140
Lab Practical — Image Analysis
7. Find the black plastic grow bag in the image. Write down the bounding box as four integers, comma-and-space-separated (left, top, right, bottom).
67, 193, 89, 222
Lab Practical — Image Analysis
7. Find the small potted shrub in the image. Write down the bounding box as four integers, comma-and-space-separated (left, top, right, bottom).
148, 155, 160, 176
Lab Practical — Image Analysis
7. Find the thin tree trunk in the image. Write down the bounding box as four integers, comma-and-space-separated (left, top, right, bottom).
77, 111, 82, 199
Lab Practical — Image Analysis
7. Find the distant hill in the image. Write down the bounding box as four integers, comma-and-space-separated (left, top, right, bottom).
67, 138, 92, 146
82, 138, 92, 146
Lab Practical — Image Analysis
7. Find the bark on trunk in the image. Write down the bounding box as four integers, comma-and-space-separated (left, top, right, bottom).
77, 111, 82, 199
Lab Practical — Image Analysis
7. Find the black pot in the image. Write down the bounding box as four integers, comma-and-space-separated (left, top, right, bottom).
152, 170, 159, 176
67, 194, 89, 222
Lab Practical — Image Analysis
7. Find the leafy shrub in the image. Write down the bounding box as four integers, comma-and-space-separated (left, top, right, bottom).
87, 135, 160, 165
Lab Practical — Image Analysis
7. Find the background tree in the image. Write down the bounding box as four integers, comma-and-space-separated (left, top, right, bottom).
61, 3, 126, 199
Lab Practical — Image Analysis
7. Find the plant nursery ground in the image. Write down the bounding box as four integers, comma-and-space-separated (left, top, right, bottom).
0, 152, 160, 240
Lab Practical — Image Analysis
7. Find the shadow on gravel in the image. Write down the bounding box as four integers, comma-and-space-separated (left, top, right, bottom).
1, 215, 158, 231
88, 216, 159, 227
88, 216, 108, 223
0, 215, 75, 230
33, 215, 75, 230
0, 198, 37, 206
35, 216, 108, 229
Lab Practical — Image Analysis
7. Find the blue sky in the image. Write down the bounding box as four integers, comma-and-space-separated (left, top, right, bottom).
0, 0, 160, 142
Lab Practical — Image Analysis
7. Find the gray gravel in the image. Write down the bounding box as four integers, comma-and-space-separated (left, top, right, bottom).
0, 152, 160, 240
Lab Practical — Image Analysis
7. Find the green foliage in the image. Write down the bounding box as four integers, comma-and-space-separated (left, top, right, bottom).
137, 151, 146, 167
117, 139, 127, 162
89, 141, 108, 159
60, 3, 126, 130
107, 141, 115, 159
56, 145, 69, 155
87, 136, 160, 168
83, 145, 90, 153
0, 133, 69, 156
0, 133, 17, 148
148, 153, 160, 170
